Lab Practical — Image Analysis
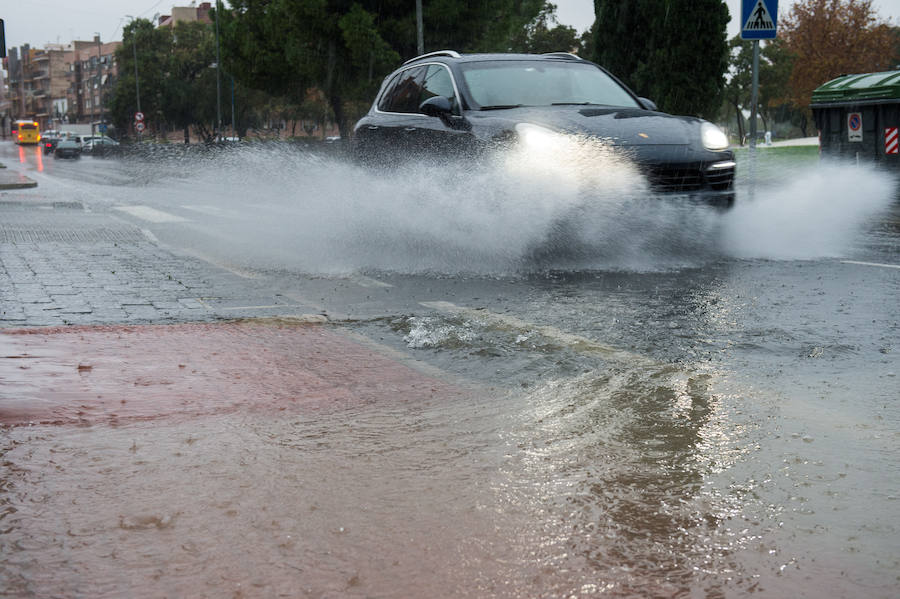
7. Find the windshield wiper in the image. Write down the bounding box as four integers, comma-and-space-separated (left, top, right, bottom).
551, 102, 596, 106
479, 104, 525, 111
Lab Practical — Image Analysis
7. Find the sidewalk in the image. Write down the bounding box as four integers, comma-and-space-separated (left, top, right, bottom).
0, 191, 320, 327
0, 161, 38, 189
770, 136, 819, 147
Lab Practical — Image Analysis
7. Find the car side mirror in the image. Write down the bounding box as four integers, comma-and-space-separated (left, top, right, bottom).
639, 97, 658, 111
420, 95, 453, 118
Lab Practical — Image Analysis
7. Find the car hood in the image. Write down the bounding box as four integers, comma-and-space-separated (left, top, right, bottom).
468, 105, 701, 146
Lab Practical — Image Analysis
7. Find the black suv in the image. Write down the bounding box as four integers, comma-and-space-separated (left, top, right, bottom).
352, 51, 735, 201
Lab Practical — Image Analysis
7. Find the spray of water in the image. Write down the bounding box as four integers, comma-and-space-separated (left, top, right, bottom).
119, 140, 896, 275
721, 160, 895, 260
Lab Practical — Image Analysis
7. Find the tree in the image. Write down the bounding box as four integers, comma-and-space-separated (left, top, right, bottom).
722, 35, 795, 143
218, 1, 398, 138
218, 1, 550, 138
108, 19, 174, 137
165, 21, 218, 143
723, 36, 754, 143
758, 38, 798, 134
591, 0, 730, 119
780, 0, 898, 110
508, 2, 582, 54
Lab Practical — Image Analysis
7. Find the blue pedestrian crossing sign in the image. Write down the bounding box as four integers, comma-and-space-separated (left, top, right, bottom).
741, 0, 778, 39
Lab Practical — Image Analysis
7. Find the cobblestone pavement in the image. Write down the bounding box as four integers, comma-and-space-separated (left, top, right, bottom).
1, 191, 319, 328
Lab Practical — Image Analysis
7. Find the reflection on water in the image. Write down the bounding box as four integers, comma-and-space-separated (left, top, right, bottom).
2, 361, 753, 597
8, 314, 891, 598
496, 365, 759, 596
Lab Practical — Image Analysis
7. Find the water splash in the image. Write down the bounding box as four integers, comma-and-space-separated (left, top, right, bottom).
721, 160, 896, 260
110, 142, 895, 275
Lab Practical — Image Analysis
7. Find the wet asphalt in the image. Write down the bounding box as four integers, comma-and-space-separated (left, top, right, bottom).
1, 141, 898, 597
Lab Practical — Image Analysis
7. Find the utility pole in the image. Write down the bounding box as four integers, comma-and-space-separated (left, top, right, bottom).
749, 40, 759, 151
416, 0, 424, 55
230, 75, 236, 139
215, 0, 223, 140
96, 33, 103, 133
132, 32, 141, 115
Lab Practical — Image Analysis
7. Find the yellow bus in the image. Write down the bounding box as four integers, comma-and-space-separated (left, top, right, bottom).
13, 120, 41, 145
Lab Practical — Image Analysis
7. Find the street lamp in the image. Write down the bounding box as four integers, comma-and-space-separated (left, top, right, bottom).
126, 16, 142, 140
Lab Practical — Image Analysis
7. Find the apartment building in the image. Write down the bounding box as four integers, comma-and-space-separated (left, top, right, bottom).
158, 2, 213, 27
4, 44, 70, 130
2, 3, 210, 135
3, 37, 120, 132
68, 38, 121, 127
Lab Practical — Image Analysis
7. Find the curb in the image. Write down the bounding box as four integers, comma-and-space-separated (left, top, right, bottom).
0, 163, 38, 189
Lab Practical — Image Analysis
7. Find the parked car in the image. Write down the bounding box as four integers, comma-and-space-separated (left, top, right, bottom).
54, 139, 82, 159
352, 51, 735, 203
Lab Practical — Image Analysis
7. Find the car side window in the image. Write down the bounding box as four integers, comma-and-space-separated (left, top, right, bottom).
376, 73, 402, 112
378, 66, 426, 114
419, 65, 459, 115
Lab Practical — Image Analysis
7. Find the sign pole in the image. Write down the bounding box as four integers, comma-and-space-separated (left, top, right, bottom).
741, 0, 778, 195
749, 40, 760, 151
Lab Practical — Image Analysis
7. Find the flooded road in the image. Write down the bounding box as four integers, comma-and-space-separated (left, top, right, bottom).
1, 141, 899, 597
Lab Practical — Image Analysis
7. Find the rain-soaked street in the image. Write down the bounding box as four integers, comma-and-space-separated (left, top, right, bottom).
1, 139, 898, 598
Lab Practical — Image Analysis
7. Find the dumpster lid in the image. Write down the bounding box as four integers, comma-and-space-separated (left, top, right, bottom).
811, 70, 900, 105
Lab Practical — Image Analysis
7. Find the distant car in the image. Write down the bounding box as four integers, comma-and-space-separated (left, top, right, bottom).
83, 136, 120, 156
54, 139, 82, 159
352, 51, 735, 203
42, 134, 63, 155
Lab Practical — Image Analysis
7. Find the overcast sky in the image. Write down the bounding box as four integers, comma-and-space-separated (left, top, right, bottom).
3, 0, 900, 52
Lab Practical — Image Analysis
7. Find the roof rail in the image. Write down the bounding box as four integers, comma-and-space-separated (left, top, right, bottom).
403, 50, 461, 65
541, 52, 583, 60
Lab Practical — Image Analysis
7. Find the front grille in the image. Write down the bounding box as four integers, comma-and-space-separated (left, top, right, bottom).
705, 164, 735, 190
645, 163, 734, 193
647, 167, 705, 192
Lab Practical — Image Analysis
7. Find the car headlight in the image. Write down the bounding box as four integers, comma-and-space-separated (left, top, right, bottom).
515, 123, 561, 149
701, 122, 729, 151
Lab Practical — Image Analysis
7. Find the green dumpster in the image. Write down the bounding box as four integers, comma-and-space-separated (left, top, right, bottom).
811, 70, 900, 163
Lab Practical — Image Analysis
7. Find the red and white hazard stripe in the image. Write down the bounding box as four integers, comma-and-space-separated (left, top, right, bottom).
885, 127, 899, 154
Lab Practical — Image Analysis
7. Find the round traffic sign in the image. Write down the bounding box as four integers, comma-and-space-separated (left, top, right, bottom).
135, 121, 145, 132
134, 112, 145, 122
849, 113, 861, 131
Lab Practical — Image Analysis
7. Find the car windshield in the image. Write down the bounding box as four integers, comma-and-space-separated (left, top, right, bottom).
460, 60, 640, 109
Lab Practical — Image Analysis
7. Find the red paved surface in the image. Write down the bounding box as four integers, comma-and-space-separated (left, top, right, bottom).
0, 321, 451, 426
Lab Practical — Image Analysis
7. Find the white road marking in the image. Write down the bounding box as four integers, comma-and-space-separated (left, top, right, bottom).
140, 228, 159, 243
114, 205, 187, 223
351, 275, 393, 288
181, 204, 241, 218
219, 304, 312, 311
420, 300, 657, 365
841, 260, 900, 270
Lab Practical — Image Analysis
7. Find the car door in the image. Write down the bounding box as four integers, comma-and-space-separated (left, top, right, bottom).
357, 66, 427, 160
412, 64, 473, 159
